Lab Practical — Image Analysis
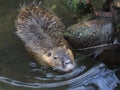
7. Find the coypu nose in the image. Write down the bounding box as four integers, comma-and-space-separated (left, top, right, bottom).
53, 59, 74, 72
63, 59, 73, 66
63, 59, 73, 68
62, 59, 74, 72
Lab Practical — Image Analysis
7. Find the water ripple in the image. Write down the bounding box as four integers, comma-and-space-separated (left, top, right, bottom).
0, 63, 119, 89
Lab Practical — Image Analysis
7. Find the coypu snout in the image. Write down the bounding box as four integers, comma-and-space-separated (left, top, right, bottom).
61, 59, 75, 72
53, 52, 75, 72
42, 47, 75, 72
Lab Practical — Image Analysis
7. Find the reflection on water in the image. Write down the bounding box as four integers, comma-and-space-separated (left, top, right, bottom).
0, 0, 120, 90
0, 63, 119, 90
69, 63, 120, 90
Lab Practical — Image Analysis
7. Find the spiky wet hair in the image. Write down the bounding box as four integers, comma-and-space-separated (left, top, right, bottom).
16, 1, 66, 52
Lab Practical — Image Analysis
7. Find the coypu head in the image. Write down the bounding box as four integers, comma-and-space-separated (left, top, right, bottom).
41, 46, 75, 72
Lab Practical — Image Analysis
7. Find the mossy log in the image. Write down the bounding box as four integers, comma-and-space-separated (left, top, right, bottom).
62, 0, 94, 18
64, 17, 115, 49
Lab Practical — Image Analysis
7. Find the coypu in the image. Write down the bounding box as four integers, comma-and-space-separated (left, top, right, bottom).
15, 2, 75, 72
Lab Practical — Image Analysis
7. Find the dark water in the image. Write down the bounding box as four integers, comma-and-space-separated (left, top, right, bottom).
0, 0, 120, 90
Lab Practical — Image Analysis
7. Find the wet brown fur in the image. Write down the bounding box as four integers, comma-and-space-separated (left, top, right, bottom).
15, 3, 74, 69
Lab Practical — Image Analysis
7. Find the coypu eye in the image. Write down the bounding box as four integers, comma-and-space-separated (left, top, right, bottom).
47, 52, 51, 57
53, 56, 58, 60
45, 51, 52, 57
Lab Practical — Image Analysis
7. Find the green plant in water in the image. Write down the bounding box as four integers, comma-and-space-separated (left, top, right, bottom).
62, 0, 94, 19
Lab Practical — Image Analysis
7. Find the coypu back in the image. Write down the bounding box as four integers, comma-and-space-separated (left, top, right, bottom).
15, 3, 75, 72
16, 3, 65, 51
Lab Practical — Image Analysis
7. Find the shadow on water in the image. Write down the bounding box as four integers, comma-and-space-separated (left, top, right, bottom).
0, 0, 120, 90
